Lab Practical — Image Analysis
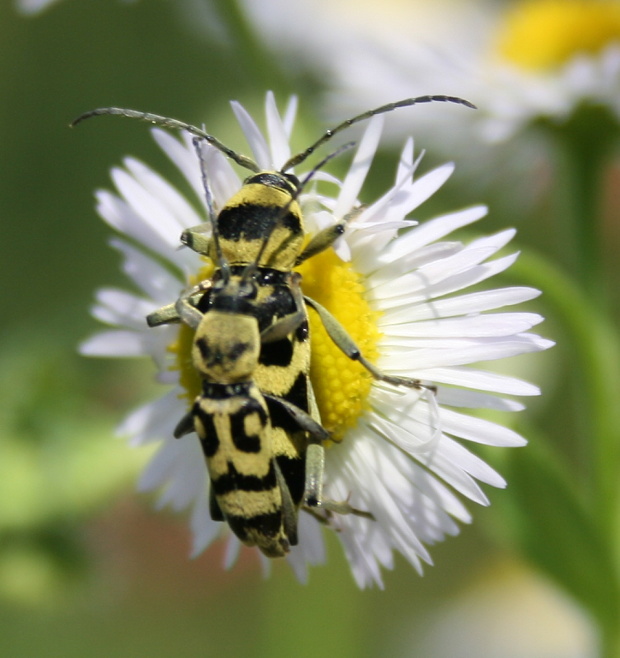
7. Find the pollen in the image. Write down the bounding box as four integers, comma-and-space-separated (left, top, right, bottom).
168, 260, 214, 403
297, 249, 381, 443
495, 0, 620, 71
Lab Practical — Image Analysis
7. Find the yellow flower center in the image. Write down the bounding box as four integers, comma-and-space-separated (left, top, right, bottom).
168, 249, 381, 443
297, 249, 381, 442
496, 0, 620, 71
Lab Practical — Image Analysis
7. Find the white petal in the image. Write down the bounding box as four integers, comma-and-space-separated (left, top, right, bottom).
231, 100, 271, 169
190, 492, 221, 556
265, 91, 292, 167
118, 390, 182, 446
387, 205, 488, 258
90, 288, 154, 328
439, 407, 527, 447
109, 238, 186, 303
151, 128, 204, 201
123, 156, 204, 228
415, 366, 542, 396
400, 287, 542, 321
334, 115, 383, 217
380, 312, 544, 338
80, 330, 146, 357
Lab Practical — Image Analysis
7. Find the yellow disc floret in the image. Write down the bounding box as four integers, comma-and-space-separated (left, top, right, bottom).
496, 0, 620, 71
297, 249, 381, 443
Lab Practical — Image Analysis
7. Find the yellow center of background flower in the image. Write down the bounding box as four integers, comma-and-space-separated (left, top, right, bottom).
496, 0, 620, 71
169, 249, 381, 443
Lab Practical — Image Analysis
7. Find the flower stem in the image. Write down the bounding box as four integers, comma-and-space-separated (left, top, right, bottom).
511, 252, 620, 604
543, 106, 618, 309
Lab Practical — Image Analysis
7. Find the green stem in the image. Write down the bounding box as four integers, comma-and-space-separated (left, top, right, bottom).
543, 106, 618, 309
511, 252, 620, 561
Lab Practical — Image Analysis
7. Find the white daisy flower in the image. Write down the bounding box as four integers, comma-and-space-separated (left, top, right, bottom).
81, 92, 552, 588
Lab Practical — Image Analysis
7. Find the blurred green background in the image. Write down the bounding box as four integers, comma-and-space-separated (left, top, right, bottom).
1, 0, 611, 656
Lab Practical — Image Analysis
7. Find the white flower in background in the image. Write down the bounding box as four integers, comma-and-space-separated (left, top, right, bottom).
15, 0, 61, 12
81, 92, 552, 588
16, 0, 136, 15
243, 0, 620, 143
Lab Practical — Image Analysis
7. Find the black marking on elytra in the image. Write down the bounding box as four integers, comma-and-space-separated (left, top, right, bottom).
194, 404, 219, 457
227, 510, 283, 543
209, 486, 225, 521
275, 453, 305, 507
218, 203, 301, 241
260, 337, 294, 368
211, 459, 277, 495
265, 382, 307, 434
230, 400, 269, 453
286, 371, 310, 414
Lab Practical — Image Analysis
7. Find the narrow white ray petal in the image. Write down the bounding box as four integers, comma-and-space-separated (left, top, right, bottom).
388, 162, 456, 217
118, 390, 182, 446
123, 156, 204, 228
372, 254, 522, 320
96, 190, 176, 260
282, 95, 298, 138
110, 166, 187, 239
91, 288, 154, 327
414, 366, 542, 395
231, 100, 271, 169
287, 515, 325, 583
334, 115, 383, 218
381, 312, 544, 338
202, 145, 243, 208
190, 493, 221, 557
387, 205, 488, 258
437, 388, 525, 411
439, 407, 527, 446
80, 330, 146, 357
369, 245, 506, 301
380, 334, 552, 373
395, 137, 419, 184
157, 438, 206, 511
109, 238, 186, 303
429, 437, 506, 489
399, 287, 542, 321
137, 431, 203, 500
265, 91, 292, 167
151, 128, 204, 200
223, 535, 242, 570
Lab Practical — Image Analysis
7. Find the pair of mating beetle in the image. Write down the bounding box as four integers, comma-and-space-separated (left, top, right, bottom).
74, 94, 474, 557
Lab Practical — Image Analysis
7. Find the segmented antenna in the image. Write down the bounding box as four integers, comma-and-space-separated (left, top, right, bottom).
281, 94, 476, 171
191, 137, 231, 282
71, 107, 261, 173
